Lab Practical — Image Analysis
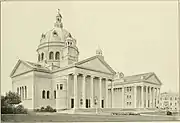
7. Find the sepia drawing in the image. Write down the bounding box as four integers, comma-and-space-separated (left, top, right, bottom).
1, 1, 179, 122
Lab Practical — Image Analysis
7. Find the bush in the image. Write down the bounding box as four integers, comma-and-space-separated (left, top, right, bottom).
45, 105, 54, 112
166, 111, 172, 115
14, 105, 27, 114
35, 106, 56, 112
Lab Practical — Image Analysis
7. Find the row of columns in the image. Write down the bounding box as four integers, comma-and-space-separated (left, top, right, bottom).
111, 84, 160, 108
134, 85, 160, 108
72, 73, 111, 109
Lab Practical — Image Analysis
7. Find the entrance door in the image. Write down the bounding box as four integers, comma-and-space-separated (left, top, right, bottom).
102, 100, 104, 108
71, 99, 74, 108
86, 99, 88, 108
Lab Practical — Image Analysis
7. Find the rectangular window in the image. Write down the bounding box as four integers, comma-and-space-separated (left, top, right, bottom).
60, 84, 63, 90
57, 84, 59, 90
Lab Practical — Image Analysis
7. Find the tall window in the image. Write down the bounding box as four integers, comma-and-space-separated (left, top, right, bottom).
60, 84, 63, 90
47, 91, 50, 99
41, 53, 44, 61
17, 87, 19, 95
55, 52, 60, 60
54, 90, 56, 99
20, 87, 21, 97
42, 90, 45, 99
25, 86, 27, 99
22, 87, 24, 100
38, 54, 40, 61
49, 52, 54, 60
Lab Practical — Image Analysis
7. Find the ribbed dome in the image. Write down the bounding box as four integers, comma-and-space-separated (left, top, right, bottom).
40, 28, 71, 44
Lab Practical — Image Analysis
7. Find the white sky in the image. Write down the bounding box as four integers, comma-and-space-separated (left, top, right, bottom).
1, 1, 179, 95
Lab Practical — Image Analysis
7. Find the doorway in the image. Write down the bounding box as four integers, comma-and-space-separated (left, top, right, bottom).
102, 100, 104, 108
71, 98, 74, 108
86, 99, 91, 108
86, 99, 88, 108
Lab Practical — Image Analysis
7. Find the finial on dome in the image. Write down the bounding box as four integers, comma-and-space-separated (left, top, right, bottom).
57, 9, 62, 18
96, 45, 103, 56
54, 9, 63, 28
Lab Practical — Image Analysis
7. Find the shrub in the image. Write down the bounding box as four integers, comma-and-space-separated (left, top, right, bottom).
45, 105, 54, 112
14, 105, 27, 114
40, 107, 45, 112
36, 106, 56, 112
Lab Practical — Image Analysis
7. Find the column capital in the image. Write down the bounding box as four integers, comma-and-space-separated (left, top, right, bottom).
90, 75, 95, 78
72, 73, 79, 76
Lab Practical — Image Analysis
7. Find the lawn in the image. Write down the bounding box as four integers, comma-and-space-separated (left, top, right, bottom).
1, 113, 179, 122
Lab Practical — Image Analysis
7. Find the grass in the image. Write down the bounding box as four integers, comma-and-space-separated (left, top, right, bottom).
1, 113, 179, 122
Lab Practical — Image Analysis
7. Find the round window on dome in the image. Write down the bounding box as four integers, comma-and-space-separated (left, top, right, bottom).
53, 31, 58, 36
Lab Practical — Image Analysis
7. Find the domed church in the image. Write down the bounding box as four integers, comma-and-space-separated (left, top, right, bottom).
10, 9, 162, 112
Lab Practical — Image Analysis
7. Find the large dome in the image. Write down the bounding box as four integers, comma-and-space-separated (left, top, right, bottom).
40, 28, 71, 44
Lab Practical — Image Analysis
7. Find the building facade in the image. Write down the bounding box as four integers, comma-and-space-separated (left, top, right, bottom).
10, 10, 162, 111
159, 92, 179, 111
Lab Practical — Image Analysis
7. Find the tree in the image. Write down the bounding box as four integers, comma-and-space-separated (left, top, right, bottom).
4, 91, 21, 105
1, 91, 24, 114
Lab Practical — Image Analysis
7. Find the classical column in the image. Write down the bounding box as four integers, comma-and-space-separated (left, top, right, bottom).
66, 75, 69, 109
90, 76, 94, 108
149, 87, 152, 108
141, 86, 144, 108
99, 77, 102, 108
152, 87, 155, 108
122, 86, 124, 108
82, 74, 86, 108
105, 78, 108, 108
74, 73, 78, 109
158, 88, 160, 106
156, 87, 159, 108
146, 86, 148, 108
111, 80, 114, 108
134, 85, 137, 108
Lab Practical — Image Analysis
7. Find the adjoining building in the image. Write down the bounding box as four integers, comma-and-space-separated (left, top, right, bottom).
159, 92, 179, 112
10, 10, 162, 112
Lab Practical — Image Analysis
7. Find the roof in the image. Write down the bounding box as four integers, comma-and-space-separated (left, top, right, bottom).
10, 59, 51, 77
123, 72, 154, 82
52, 55, 116, 75
75, 55, 116, 74
114, 72, 162, 85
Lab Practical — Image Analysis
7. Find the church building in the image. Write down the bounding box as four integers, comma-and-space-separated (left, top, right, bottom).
10, 10, 162, 112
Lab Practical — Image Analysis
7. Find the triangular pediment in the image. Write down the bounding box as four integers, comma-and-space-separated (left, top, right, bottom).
10, 60, 33, 77
146, 74, 162, 85
76, 56, 115, 74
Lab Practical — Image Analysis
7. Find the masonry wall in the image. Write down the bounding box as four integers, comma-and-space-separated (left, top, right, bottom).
34, 71, 55, 109
12, 72, 34, 109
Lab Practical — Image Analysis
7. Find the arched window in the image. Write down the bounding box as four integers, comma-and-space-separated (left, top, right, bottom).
47, 91, 50, 99
55, 52, 60, 60
49, 52, 54, 60
41, 53, 44, 61
38, 54, 40, 61
25, 86, 27, 99
54, 90, 56, 99
42, 90, 45, 99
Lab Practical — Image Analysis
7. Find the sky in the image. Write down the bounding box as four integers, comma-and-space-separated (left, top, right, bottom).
1, 1, 179, 95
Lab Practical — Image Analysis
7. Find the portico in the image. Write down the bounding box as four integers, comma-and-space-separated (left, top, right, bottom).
66, 72, 113, 109
111, 72, 162, 109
